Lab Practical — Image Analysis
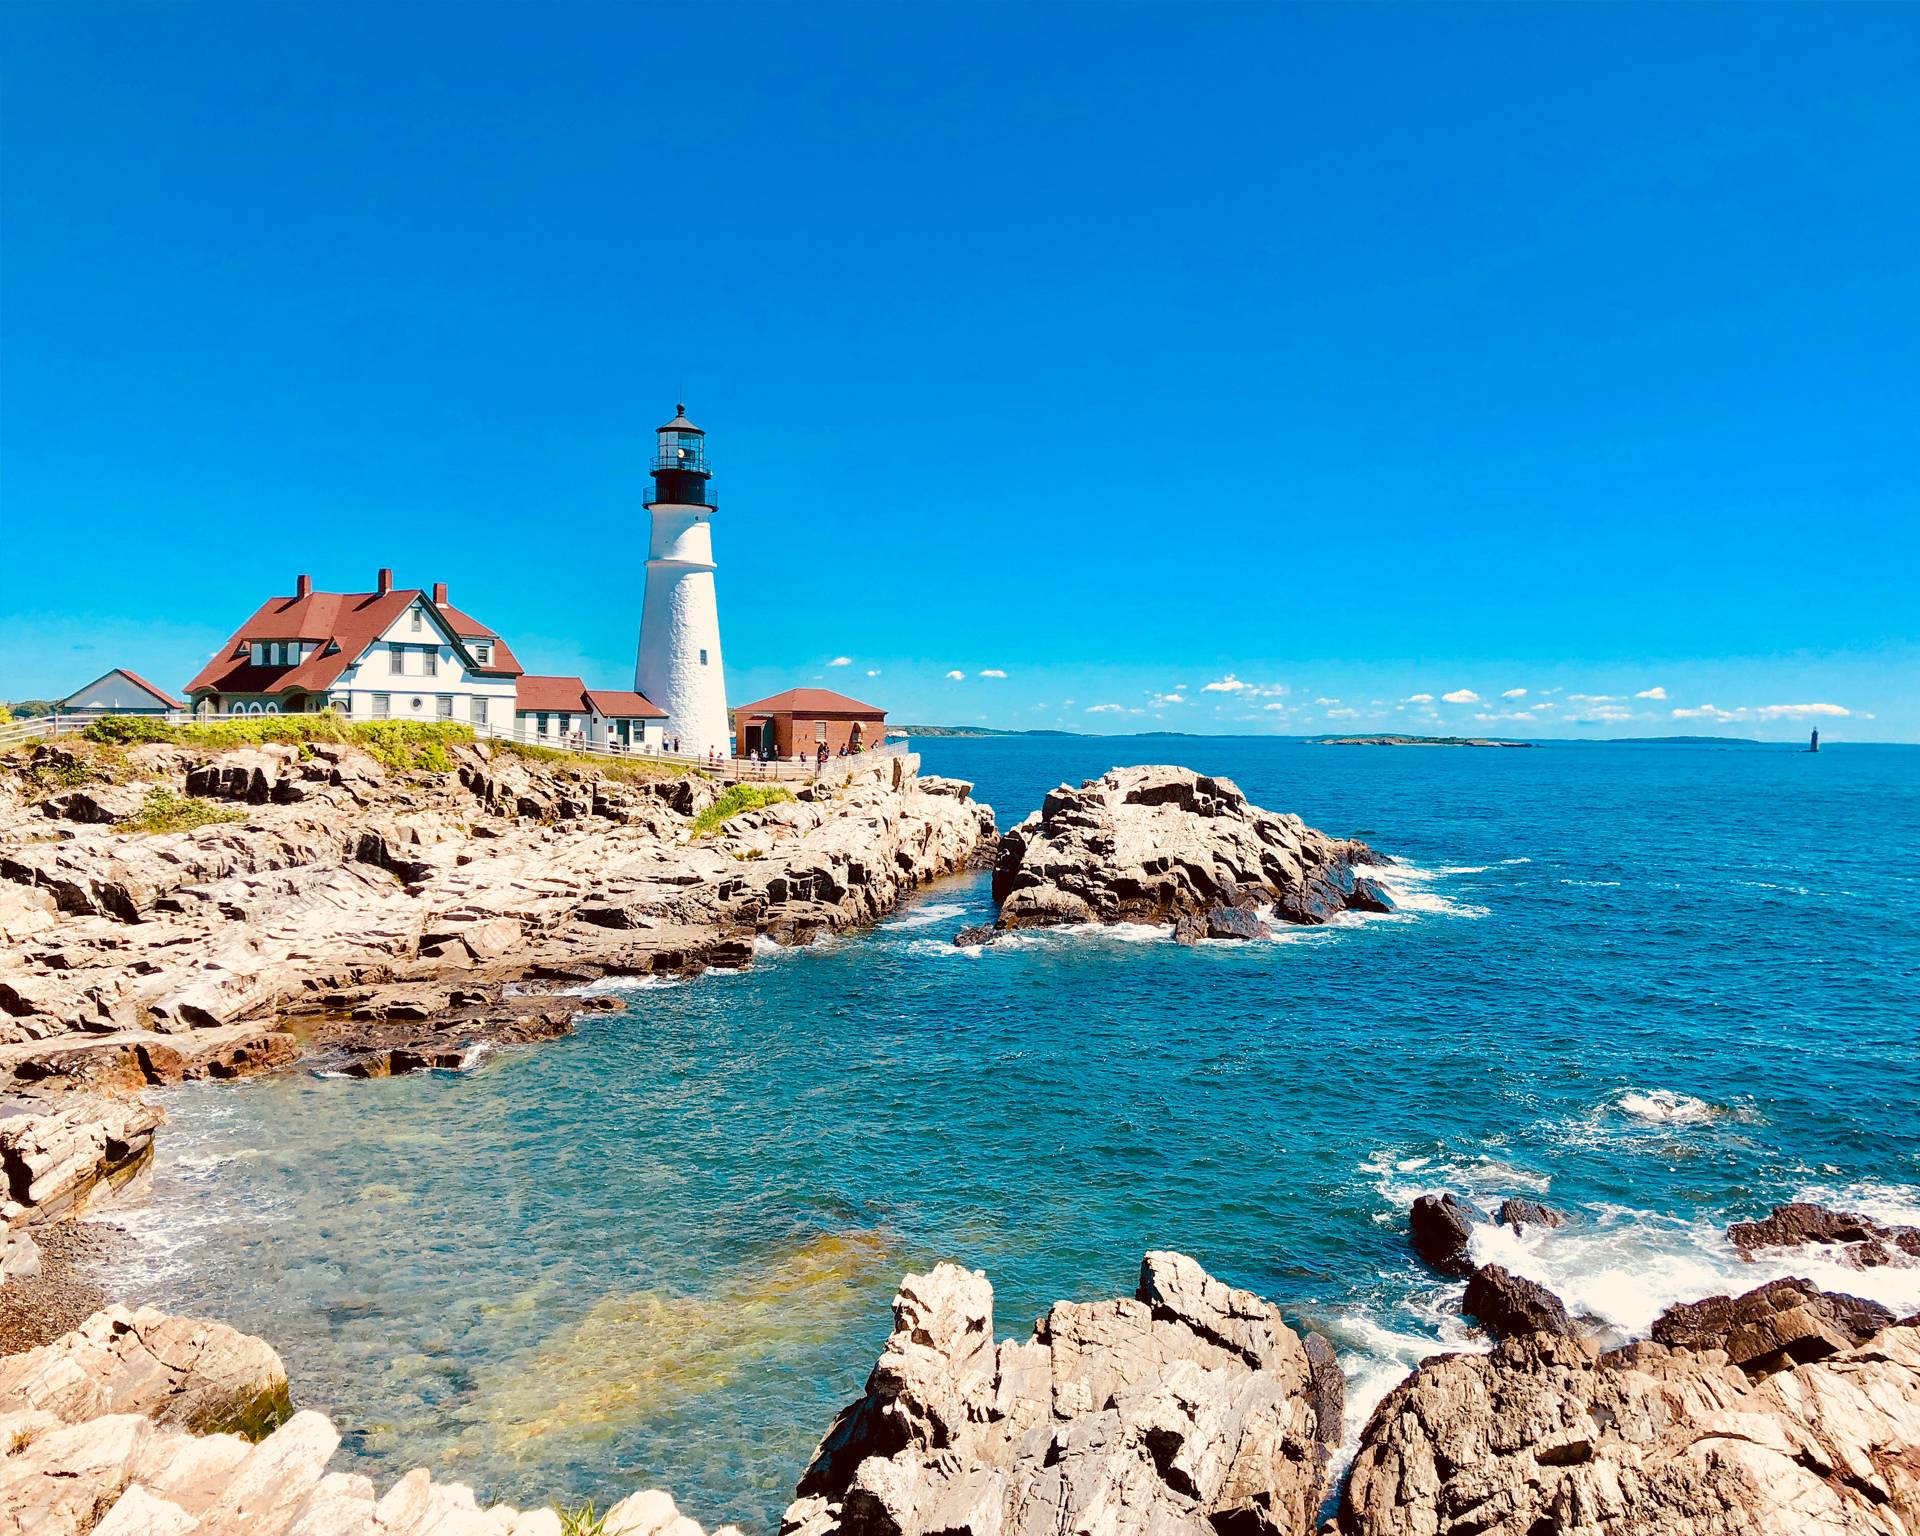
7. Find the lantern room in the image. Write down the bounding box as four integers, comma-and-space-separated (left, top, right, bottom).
649, 404, 715, 508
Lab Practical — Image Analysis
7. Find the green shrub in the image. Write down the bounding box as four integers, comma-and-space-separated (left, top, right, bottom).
84, 715, 180, 745
116, 787, 248, 835
690, 782, 795, 837
558, 1503, 609, 1536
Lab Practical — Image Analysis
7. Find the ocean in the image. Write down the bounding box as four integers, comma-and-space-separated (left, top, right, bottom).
108, 736, 1920, 1528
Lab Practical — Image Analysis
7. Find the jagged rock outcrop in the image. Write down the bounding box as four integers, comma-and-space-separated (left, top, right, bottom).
989, 766, 1389, 936
0, 1096, 164, 1225
0, 742, 994, 1086
0, 1303, 290, 1437
1650, 1276, 1897, 1378
1496, 1198, 1563, 1232
780, 1250, 1343, 1536
1339, 1310, 1920, 1535
1408, 1193, 1483, 1278
1728, 1201, 1920, 1270
1462, 1264, 1573, 1342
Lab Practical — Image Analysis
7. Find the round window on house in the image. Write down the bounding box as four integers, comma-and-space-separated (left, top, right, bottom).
411, 696, 424, 711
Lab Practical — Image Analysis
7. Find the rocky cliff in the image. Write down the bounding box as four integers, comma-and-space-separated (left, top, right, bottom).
988, 766, 1390, 939
0, 739, 993, 1092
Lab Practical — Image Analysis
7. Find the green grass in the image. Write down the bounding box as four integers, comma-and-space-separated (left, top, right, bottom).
690, 782, 795, 836
82, 714, 475, 773
116, 786, 249, 835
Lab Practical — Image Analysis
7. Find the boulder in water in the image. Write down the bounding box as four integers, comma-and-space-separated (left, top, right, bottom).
990, 765, 1387, 933
1727, 1201, 1920, 1270
1497, 1197, 1566, 1232
1409, 1193, 1484, 1277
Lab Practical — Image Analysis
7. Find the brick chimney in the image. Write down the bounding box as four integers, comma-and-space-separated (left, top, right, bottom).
433, 582, 448, 605
296, 573, 312, 598
377, 568, 393, 595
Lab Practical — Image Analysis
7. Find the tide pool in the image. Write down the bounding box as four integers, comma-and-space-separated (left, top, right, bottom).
110, 738, 1920, 1528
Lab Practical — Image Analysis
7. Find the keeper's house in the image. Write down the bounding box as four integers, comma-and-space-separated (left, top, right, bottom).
185, 569, 524, 725
514, 676, 667, 751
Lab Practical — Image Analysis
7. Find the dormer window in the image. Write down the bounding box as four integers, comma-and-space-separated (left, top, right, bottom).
251, 642, 265, 666
474, 642, 493, 666
270, 643, 283, 666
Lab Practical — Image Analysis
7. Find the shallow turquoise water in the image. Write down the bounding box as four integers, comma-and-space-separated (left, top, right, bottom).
113, 739, 1920, 1527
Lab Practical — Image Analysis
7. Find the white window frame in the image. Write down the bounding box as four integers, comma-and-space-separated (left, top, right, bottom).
389, 644, 406, 676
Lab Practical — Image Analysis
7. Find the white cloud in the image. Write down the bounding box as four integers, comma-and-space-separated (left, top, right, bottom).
1152, 693, 1186, 706
980, 669, 1007, 678
1202, 675, 1247, 693
1315, 697, 1339, 706
1569, 707, 1635, 723
1475, 711, 1536, 723
866, 669, 881, 677
1567, 694, 1619, 703
1263, 703, 1289, 711
1327, 707, 1359, 719
1670, 704, 1744, 722
945, 670, 965, 680
1086, 703, 1123, 713
1635, 687, 1666, 700
1757, 702, 1850, 719
1442, 689, 1480, 704
1501, 688, 1527, 700
827, 656, 851, 667
1403, 694, 1433, 704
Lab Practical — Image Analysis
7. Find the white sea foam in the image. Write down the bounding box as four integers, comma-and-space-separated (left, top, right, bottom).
881, 902, 971, 931
1361, 861, 1490, 920
1360, 1147, 1552, 1209
1789, 1179, 1920, 1228
1500, 857, 1532, 864
1615, 1088, 1719, 1124
1468, 1199, 1920, 1333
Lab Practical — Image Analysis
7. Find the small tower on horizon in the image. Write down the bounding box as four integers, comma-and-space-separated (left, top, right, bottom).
634, 405, 730, 757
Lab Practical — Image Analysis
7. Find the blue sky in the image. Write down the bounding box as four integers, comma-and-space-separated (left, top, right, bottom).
3, 3, 1915, 739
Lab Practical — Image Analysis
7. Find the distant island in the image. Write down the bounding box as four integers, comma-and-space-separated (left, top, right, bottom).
1311, 735, 1535, 748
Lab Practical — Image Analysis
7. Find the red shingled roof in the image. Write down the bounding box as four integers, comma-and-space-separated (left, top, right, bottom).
185, 585, 523, 701
515, 679, 668, 718
516, 676, 589, 712
585, 689, 667, 719
732, 688, 886, 718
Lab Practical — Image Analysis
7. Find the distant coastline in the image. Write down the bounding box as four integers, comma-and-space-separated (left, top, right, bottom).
898, 727, 1778, 746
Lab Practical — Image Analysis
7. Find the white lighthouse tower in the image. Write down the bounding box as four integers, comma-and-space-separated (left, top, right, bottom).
634, 405, 730, 758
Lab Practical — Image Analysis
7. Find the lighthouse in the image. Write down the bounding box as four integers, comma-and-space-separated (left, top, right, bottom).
634, 405, 730, 758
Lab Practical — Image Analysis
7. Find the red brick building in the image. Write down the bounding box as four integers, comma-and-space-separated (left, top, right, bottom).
732, 688, 886, 759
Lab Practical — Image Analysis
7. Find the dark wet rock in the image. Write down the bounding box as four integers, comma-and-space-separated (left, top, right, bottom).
1463, 1263, 1574, 1340
1728, 1201, 1920, 1270
1409, 1192, 1484, 1277
1345, 876, 1394, 915
1650, 1276, 1896, 1378
1204, 903, 1271, 941
782, 1250, 1342, 1536
1498, 1197, 1566, 1231
951, 924, 996, 947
